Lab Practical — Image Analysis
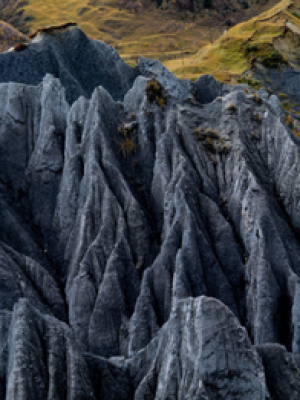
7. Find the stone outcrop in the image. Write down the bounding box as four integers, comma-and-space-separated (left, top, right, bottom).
0, 25, 300, 398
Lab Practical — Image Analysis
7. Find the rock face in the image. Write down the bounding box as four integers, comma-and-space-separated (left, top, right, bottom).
129, 296, 268, 399
0, 24, 138, 103
0, 25, 300, 398
248, 65, 300, 107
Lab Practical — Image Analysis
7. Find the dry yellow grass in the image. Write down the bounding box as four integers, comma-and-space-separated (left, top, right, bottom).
0, 20, 29, 52
175, 0, 300, 81
12, 0, 280, 76
3, 0, 298, 84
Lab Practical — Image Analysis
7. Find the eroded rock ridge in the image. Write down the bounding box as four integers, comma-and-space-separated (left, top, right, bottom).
0, 26, 299, 399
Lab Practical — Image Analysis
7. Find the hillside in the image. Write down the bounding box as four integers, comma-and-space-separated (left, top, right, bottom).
0, 25, 300, 398
175, 0, 300, 81
0, 0, 31, 34
1, 0, 280, 67
0, 20, 28, 52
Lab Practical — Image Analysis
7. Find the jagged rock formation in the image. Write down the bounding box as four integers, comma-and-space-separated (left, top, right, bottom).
0, 25, 300, 399
0, 23, 138, 103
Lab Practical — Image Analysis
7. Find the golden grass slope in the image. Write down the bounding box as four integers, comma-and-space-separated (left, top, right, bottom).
2, 0, 297, 84
14, 0, 279, 68
172, 0, 300, 81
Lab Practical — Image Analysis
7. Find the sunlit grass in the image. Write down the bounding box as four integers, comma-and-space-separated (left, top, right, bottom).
3, 0, 298, 83
176, 0, 300, 81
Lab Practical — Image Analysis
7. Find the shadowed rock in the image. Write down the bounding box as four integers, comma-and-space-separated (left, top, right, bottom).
129, 296, 268, 399
0, 24, 138, 103
256, 344, 300, 400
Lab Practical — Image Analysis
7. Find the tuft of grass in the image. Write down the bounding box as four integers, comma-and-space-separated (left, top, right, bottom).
251, 132, 260, 139
260, 50, 287, 68
281, 100, 291, 111
245, 43, 258, 55
284, 114, 300, 137
120, 137, 135, 158
194, 126, 220, 141
205, 128, 220, 139
253, 113, 262, 122
253, 93, 262, 104
237, 76, 263, 90
226, 103, 237, 111
285, 114, 294, 128
146, 78, 167, 108
195, 126, 231, 154
291, 11, 300, 19
278, 92, 287, 99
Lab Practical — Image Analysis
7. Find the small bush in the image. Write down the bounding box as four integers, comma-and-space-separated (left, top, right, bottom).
203, 137, 216, 153
278, 93, 287, 99
205, 128, 220, 140
237, 76, 262, 90
253, 93, 262, 104
292, 11, 300, 19
146, 78, 167, 108
226, 103, 237, 112
281, 100, 291, 111
194, 127, 220, 141
285, 114, 294, 128
195, 126, 230, 154
261, 50, 287, 68
120, 138, 135, 158
253, 113, 262, 122
284, 115, 300, 137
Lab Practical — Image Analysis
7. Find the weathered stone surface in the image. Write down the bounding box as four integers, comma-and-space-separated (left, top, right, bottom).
5, 299, 95, 400
247, 65, 300, 107
192, 74, 229, 103
0, 26, 299, 398
0, 25, 138, 103
129, 296, 268, 399
256, 344, 300, 400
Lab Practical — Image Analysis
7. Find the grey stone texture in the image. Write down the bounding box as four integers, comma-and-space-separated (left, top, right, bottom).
0, 26, 299, 398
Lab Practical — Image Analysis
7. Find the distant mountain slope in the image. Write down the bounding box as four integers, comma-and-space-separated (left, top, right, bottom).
1, 0, 281, 70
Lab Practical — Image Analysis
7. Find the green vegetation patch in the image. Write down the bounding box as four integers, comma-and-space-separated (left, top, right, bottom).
236, 76, 263, 90
261, 50, 288, 68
